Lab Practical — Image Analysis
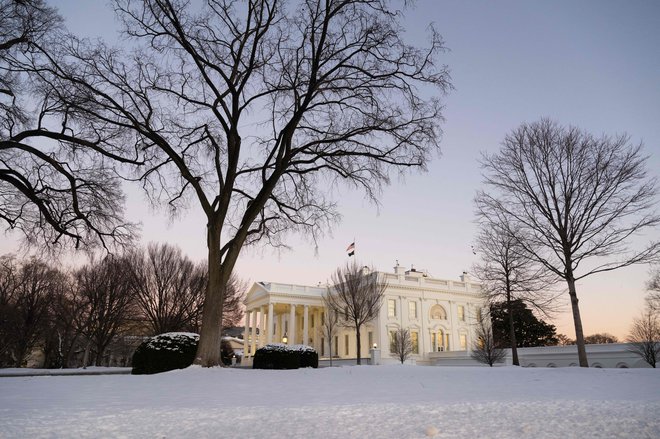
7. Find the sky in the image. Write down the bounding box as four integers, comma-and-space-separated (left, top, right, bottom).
2, 0, 660, 340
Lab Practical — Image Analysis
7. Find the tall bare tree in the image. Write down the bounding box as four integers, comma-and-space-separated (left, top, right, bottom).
477, 119, 660, 367
1, 0, 139, 251
472, 220, 558, 365
391, 327, 413, 364
321, 292, 339, 366
471, 309, 506, 367
326, 261, 385, 365
29, 0, 449, 366
627, 305, 660, 368
74, 255, 136, 366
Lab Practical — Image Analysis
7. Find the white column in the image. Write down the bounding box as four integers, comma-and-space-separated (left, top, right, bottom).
303, 305, 309, 346
267, 303, 274, 344
243, 310, 250, 356
289, 304, 296, 345
259, 305, 266, 347
250, 308, 258, 355
280, 313, 285, 342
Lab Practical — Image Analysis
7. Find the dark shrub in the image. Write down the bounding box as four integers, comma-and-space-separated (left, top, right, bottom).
131, 332, 199, 375
252, 344, 318, 370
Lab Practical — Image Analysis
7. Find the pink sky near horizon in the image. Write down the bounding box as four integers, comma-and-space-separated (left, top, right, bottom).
2, 0, 659, 341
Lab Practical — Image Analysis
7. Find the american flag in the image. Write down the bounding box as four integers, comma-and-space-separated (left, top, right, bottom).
346, 242, 355, 257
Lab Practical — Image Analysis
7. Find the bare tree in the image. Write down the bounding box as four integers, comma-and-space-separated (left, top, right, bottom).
1, 0, 139, 251
73, 255, 136, 367
584, 333, 618, 344
326, 261, 385, 365
471, 310, 506, 367
472, 220, 558, 365
647, 267, 660, 313
627, 306, 660, 368
0, 255, 19, 365
218, 273, 247, 330
321, 292, 339, 366
477, 119, 660, 367
31, 0, 450, 366
129, 243, 206, 335
43, 283, 84, 368
0, 255, 65, 366
556, 334, 575, 346
391, 327, 413, 364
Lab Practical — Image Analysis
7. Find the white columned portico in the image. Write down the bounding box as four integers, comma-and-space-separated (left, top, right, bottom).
267, 303, 274, 344
259, 305, 266, 347
250, 308, 258, 355
303, 305, 309, 346
289, 304, 296, 345
243, 309, 250, 356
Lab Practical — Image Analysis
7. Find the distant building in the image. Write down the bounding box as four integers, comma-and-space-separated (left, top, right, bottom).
243, 263, 484, 365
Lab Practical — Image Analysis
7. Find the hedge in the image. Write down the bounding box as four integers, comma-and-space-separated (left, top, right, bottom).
131, 333, 236, 374
252, 343, 318, 370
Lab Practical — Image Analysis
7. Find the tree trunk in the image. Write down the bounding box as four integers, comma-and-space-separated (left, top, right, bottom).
194, 221, 225, 367
567, 277, 588, 367
506, 294, 519, 366
355, 324, 361, 365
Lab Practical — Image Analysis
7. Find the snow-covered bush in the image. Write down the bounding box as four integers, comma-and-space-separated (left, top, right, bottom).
131, 332, 199, 375
252, 343, 318, 369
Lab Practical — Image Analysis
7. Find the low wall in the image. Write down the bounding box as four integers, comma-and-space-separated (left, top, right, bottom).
429, 343, 653, 368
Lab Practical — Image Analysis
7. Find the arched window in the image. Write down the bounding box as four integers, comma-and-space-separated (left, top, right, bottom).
430, 305, 447, 320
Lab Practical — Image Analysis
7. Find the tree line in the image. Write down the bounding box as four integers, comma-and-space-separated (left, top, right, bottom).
0, 243, 244, 368
1, 0, 450, 367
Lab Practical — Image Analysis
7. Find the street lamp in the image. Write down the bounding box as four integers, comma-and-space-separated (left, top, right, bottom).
373, 343, 378, 349
282, 334, 288, 344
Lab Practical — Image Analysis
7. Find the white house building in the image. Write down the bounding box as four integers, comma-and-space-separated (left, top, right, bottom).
242, 264, 484, 365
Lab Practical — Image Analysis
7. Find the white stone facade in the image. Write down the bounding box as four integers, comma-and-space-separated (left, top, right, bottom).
243, 265, 484, 365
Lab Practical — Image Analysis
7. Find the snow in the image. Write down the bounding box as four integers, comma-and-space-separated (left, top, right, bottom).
0, 365, 658, 438
142, 332, 198, 352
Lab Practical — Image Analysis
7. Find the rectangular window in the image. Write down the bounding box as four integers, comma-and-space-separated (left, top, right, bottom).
388, 299, 396, 318
311, 314, 315, 328
460, 334, 467, 350
431, 332, 437, 352
321, 338, 325, 356
285, 320, 288, 333
345, 334, 349, 356
412, 331, 419, 355
334, 336, 338, 356
321, 311, 325, 326
458, 305, 465, 322
368, 331, 373, 349
409, 301, 417, 319
389, 330, 396, 352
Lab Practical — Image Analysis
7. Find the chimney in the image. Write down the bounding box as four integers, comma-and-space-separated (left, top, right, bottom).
460, 271, 470, 282
394, 260, 405, 275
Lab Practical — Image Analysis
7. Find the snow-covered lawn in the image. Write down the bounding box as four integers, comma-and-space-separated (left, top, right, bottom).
1, 365, 658, 438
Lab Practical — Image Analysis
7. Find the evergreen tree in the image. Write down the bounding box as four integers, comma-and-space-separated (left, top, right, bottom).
490, 300, 559, 347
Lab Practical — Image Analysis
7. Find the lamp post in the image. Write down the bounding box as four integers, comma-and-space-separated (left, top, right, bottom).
282, 334, 288, 344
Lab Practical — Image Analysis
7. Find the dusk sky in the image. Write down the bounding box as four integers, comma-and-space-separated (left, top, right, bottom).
2, 0, 659, 340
